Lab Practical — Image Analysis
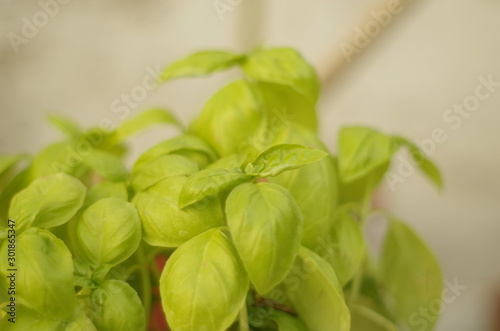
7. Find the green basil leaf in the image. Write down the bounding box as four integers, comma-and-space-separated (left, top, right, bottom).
337, 159, 390, 206
281, 247, 350, 331
242, 48, 320, 104
322, 205, 365, 286
89, 280, 145, 331
226, 183, 302, 294
189, 80, 267, 157
350, 304, 398, 331
0, 228, 77, 321
133, 176, 224, 247
9, 173, 86, 232
393, 136, 443, 189
271, 311, 308, 331
269, 125, 338, 249
206, 153, 248, 170
179, 167, 254, 208
255, 82, 318, 131
378, 219, 443, 330
160, 50, 243, 81
47, 113, 83, 139
83, 149, 128, 182
338, 126, 397, 183
131, 154, 198, 192
160, 228, 249, 331
107, 108, 182, 145
0, 305, 96, 331
76, 197, 141, 267
30, 142, 89, 178
249, 144, 327, 177
83, 181, 128, 208
133, 134, 217, 171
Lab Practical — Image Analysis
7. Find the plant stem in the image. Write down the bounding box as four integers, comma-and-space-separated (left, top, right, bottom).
239, 304, 249, 331
351, 305, 398, 331
136, 244, 152, 320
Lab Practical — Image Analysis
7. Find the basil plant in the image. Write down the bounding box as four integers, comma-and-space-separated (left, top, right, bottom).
0, 47, 443, 331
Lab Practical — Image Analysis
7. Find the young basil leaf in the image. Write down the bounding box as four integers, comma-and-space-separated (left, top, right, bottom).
281, 247, 350, 331
131, 154, 198, 192
0, 228, 77, 321
160, 228, 249, 331
255, 82, 318, 132
107, 108, 182, 146
271, 311, 308, 331
338, 126, 397, 183
393, 136, 443, 189
76, 197, 141, 267
241, 47, 321, 104
350, 304, 398, 331
178, 167, 254, 208
378, 219, 443, 330
9, 173, 86, 232
88, 280, 145, 331
189, 79, 267, 157
133, 134, 217, 171
226, 183, 302, 294
322, 205, 365, 286
248, 144, 328, 177
133, 175, 224, 247
160, 50, 243, 82
47, 113, 84, 139
268, 125, 338, 249
82, 149, 128, 182
83, 181, 128, 208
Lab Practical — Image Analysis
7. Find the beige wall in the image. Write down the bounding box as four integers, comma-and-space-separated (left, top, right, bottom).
1, 0, 499, 329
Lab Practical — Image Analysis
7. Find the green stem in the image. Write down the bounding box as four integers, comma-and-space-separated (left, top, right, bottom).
348, 261, 363, 304
239, 304, 249, 331
136, 245, 152, 320
351, 305, 398, 331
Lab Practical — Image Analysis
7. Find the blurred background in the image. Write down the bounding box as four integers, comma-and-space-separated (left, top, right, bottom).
1, 0, 499, 329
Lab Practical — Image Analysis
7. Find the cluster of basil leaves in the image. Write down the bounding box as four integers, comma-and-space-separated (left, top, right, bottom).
0, 47, 443, 331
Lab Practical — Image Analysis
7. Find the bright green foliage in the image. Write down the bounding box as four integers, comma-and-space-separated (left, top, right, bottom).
268, 124, 339, 249
0, 46, 444, 331
160, 228, 249, 331
378, 220, 443, 331
133, 175, 224, 247
226, 183, 303, 294
9, 173, 86, 232
322, 205, 365, 286
247, 144, 328, 177
75, 197, 141, 267
160, 50, 243, 81
241, 47, 321, 104
0, 228, 77, 321
131, 154, 198, 192
89, 280, 145, 331
190, 79, 267, 157
281, 247, 350, 331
